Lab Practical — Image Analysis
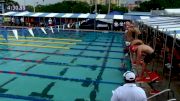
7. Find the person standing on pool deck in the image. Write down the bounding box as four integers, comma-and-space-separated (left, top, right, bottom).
111, 71, 147, 101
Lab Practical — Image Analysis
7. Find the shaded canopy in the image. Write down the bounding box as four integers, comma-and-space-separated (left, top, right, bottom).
109, 11, 124, 15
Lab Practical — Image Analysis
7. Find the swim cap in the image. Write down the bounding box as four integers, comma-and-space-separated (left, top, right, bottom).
129, 45, 137, 53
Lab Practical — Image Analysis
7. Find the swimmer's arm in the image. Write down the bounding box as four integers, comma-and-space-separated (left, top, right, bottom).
136, 49, 142, 65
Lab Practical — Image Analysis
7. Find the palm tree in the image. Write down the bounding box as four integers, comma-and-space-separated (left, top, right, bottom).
108, 0, 111, 13
95, 0, 97, 13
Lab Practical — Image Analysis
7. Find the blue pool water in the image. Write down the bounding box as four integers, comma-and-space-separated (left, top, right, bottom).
0, 30, 130, 101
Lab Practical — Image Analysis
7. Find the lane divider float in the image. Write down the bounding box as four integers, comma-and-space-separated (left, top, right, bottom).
0, 70, 123, 85
0, 57, 126, 71
0, 48, 126, 60
0, 43, 70, 49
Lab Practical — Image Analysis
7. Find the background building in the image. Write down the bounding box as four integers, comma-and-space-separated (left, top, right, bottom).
128, 0, 151, 11
64, 0, 127, 7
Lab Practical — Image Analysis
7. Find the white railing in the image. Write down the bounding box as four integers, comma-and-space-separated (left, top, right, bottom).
147, 89, 176, 101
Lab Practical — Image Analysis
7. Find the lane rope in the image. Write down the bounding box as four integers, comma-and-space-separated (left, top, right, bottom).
8, 36, 81, 42
0, 38, 123, 47
0, 70, 123, 85
0, 48, 124, 60
0, 39, 76, 45
0, 42, 123, 52
7, 36, 123, 44
0, 93, 50, 101
0, 42, 70, 49
0, 57, 126, 71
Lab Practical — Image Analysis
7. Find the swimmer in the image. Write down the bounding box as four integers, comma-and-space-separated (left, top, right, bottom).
125, 27, 142, 42
132, 44, 155, 65
130, 39, 144, 46
128, 39, 144, 63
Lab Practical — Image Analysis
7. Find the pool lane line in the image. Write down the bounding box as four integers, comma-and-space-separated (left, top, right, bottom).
0, 38, 123, 47
6, 37, 123, 44
78, 43, 124, 47
0, 48, 126, 60
0, 42, 70, 50
8, 36, 82, 42
0, 70, 123, 86
0, 39, 76, 45
0, 57, 127, 71
79, 40, 123, 44
70, 48, 124, 53
0, 43, 124, 53
0, 93, 50, 101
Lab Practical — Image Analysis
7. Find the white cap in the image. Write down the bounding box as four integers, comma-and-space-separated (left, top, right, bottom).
123, 71, 136, 81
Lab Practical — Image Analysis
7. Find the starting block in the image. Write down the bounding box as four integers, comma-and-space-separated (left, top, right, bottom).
149, 90, 160, 95
136, 76, 151, 83
136, 71, 161, 83
147, 71, 161, 82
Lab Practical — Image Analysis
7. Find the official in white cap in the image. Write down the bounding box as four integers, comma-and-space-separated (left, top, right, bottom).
111, 71, 147, 101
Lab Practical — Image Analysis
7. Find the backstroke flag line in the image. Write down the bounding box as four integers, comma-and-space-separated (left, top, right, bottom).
28, 28, 34, 37
12, 29, 18, 40
41, 27, 47, 34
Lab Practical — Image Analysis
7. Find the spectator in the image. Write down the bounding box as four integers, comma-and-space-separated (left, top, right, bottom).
40, 20, 45, 27
11, 17, 15, 26
111, 71, 147, 101
114, 21, 119, 31
15, 17, 20, 26
48, 18, 53, 26
20, 17, 24, 26
119, 21, 124, 31
30, 18, 34, 26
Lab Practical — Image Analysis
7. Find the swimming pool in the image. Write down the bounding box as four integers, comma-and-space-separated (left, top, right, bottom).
0, 29, 130, 101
